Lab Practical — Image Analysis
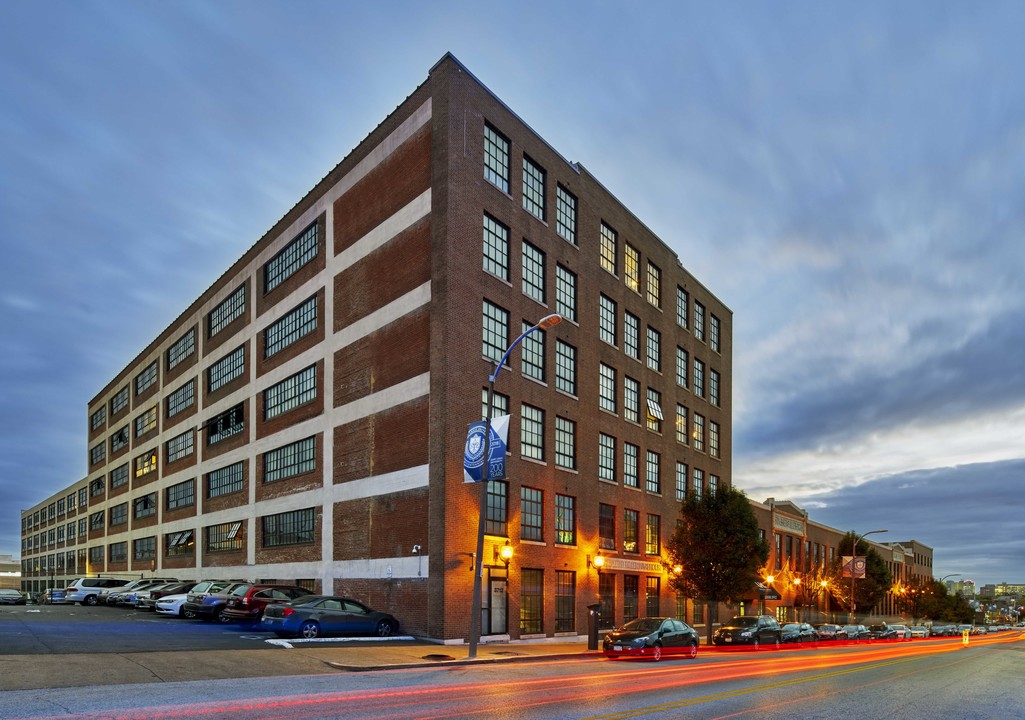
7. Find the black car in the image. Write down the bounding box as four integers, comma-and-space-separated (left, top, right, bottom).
814, 623, 848, 641
712, 615, 782, 648
261, 595, 399, 639
842, 624, 871, 641
781, 622, 819, 644
0, 589, 27, 605
867, 623, 898, 641
603, 617, 700, 661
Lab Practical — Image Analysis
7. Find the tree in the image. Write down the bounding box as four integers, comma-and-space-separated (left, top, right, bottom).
823, 532, 892, 621
665, 486, 769, 646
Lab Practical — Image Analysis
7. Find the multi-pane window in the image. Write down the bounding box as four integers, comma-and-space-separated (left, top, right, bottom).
521, 241, 545, 302
209, 284, 246, 337
710, 369, 721, 407
166, 430, 194, 463
520, 487, 543, 541
520, 323, 545, 381
208, 345, 245, 392
623, 509, 639, 553
207, 521, 244, 552
90, 476, 104, 497
135, 361, 158, 396
676, 287, 689, 328
693, 414, 706, 452
264, 365, 317, 419
482, 300, 509, 362
598, 433, 616, 482
522, 155, 546, 220
110, 425, 129, 453
555, 570, 576, 633
109, 542, 127, 563
484, 123, 510, 192
482, 214, 509, 281
598, 363, 617, 412
556, 185, 577, 244
599, 222, 618, 275
555, 494, 576, 545
109, 503, 128, 527
207, 461, 244, 498
110, 386, 129, 415
207, 404, 244, 445
624, 576, 639, 622
555, 417, 576, 470
555, 340, 576, 395
88, 546, 103, 568
646, 514, 661, 555
623, 312, 639, 359
166, 530, 193, 557
520, 404, 544, 460
693, 359, 705, 398
676, 404, 689, 445
599, 503, 616, 550
90, 406, 106, 431
598, 294, 617, 345
134, 449, 157, 478
646, 262, 661, 307
646, 326, 661, 371
555, 265, 576, 322
90, 442, 105, 466
646, 387, 664, 433
676, 347, 688, 387
78, 488, 87, 507
624, 376, 640, 423
133, 536, 156, 561
482, 389, 510, 420
262, 507, 315, 547
709, 474, 719, 496
520, 568, 543, 635
264, 436, 316, 483
624, 244, 640, 292
133, 492, 157, 519
485, 480, 508, 536
623, 442, 639, 488
166, 478, 195, 510
135, 406, 157, 437
694, 301, 706, 341
265, 221, 318, 293
676, 462, 688, 501
167, 327, 196, 370
166, 380, 195, 417
645, 451, 661, 494
709, 421, 720, 458
265, 295, 317, 358
692, 468, 704, 499
645, 577, 660, 617
710, 314, 721, 353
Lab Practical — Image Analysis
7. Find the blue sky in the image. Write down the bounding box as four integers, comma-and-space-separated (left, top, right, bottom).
2, 1, 1023, 588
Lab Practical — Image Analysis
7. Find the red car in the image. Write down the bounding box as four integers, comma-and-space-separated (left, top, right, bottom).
220, 584, 311, 623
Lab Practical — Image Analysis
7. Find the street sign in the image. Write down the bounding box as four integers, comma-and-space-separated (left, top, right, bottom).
463, 415, 509, 482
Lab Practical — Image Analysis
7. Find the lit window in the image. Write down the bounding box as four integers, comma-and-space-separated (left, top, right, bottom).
624, 244, 640, 292
555, 494, 576, 545
646, 388, 664, 432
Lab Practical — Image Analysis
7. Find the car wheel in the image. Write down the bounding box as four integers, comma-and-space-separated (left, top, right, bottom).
773, 633, 781, 650
685, 641, 698, 659
651, 643, 662, 662
215, 609, 231, 624
299, 620, 321, 639
84, 595, 98, 606
375, 620, 394, 637
183, 607, 196, 619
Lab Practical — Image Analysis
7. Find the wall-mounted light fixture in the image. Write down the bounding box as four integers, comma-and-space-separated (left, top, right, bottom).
587, 550, 605, 574
494, 540, 513, 569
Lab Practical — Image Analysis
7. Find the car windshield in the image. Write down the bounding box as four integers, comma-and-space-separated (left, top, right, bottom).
843, 625, 859, 632
620, 618, 663, 633
782, 624, 800, 631
731, 617, 758, 627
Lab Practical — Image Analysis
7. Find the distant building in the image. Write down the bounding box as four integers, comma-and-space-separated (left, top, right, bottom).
0, 553, 20, 591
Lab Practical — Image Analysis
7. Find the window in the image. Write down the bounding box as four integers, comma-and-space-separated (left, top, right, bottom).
693, 358, 705, 398
264, 364, 316, 419
623, 312, 639, 360
482, 389, 509, 420
646, 262, 661, 308
262, 508, 315, 547
692, 468, 704, 499
207, 404, 244, 445
57, 498, 65, 515
555, 340, 576, 395
624, 244, 640, 292
709, 421, 720, 458
166, 430, 195, 464
110, 386, 129, 415
207, 521, 244, 552
676, 404, 689, 445
166, 529, 194, 557
166, 379, 195, 417
264, 436, 316, 483
599, 503, 616, 550
598, 294, 617, 345
710, 369, 721, 407
645, 451, 661, 494
693, 414, 705, 452
676, 287, 689, 328
482, 214, 509, 281
208, 345, 245, 392
520, 404, 544, 460
109, 542, 127, 563
68, 492, 77, 511
133, 537, 156, 561
646, 388, 663, 433
598, 363, 617, 413
520, 568, 543, 634
167, 327, 196, 370
207, 461, 244, 498
90, 406, 106, 431
265, 295, 317, 358
555, 265, 577, 322
110, 426, 129, 453
624, 509, 639, 553
209, 285, 246, 337
624, 376, 639, 423
265, 222, 318, 292
676, 347, 688, 387
710, 314, 721, 353
520, 487, 543, 542
598, 433, 616, 482
556, 185, 577, 244
646, 576, 660, 617
90, 442, 105, 466
166, 478, 195, 510
646, 326, 661, 371
135, 406, 157, 437
624, 575, 639, 622
133, 492, 157, 519
599, 222, 618, 275
134, 449, 157, 478
520, 323, 545, 381
483, 123, 510, 193
555, 494, 575, 545
88, 545, 104, 568
482, 300, 509, 362
623, 442, 639, 488
555, 417, 576, 470
485, 480, 508, 536
78, 488, 87, 507
109, 503, 127, 527
522, 155, 546, 220
555, 570, 576, 633
521, 241, 545, 302
694, 301, 706, 341
676, 462, 688, 501
135, 361, 158, 396
710, 474, 719, 496
646, 514, 661, 555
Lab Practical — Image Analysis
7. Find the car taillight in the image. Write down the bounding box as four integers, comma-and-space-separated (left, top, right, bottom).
282, 607, 295, 617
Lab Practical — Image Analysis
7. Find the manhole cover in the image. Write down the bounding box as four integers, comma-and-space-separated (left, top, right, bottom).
422, 654, 456, 661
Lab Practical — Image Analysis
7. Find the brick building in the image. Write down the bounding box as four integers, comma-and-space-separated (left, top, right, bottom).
18, 54, 733, 642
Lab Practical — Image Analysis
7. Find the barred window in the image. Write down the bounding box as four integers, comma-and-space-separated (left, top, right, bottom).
134, 448, 157, 478
209, 285, 246, 337
599, 222, 617, 275
166, 478, 195, 510
646, 326, 661, 372
624, 376, 639, 423
109, 542, 127, 563
693, 358, 705, 398
89, 442, 105, 466
694, 302, 706, 341
483, 123, 510, 193
521, 241, 545, 302
623, 312, 639, 360
265, 222, 318, 293
110, 386, 129, 415
165, 529, 194, 557
676, 462, 688, 501
110, 426, 129, 453
676, 404, 689, 445
166, 430, 194, 463
624, 442, 639, 488
677, 287, 689, 328
556, 185, 577, 244
265, 295, 317, 358
645, 450, 661, 494
208, 345, 245, 393
599, 294, 617, 345
520, 487, 543, 542
709, 421, 720, 458
90, 406, 106, 431
206, 521, 244, 552
646, 262, 661, 308
676, 347, 688, 388
207, 404, 244, 445
555, 416, 576, 470
482, 301, 509, 363
598, 433, 616, 481
133, 492, 157, 519
646, 388, 664, 433
710, 369, 721, 407
710, 314, 721, 353
264, 436, 316, 483
207, 461, 244, 498
555, 340, 576, 395
264, 365, 317, 419
109, 463, 129, 490
167, 328, 196, 370
485, 480, 507, 536
262, 507, 315, 548
623, 509, 639, 553
133, 536, 156, 561
599, 503, 616, 550
166, 380, 195, 417
89, 510, 104, 531
483, 214, 509, 281
520, 323, 545, 381
555, 265, 576, 322
135, 361, 158, 396
624, 244, 640, 293
598, 363, 617, 413
555, 494, 576, 545
520, 568, 543, 635
646, 514, 661, 555
522, 155, 546, 220
555, 570, 576, 633
135, 406, 157, 437
520, 404, 544, 460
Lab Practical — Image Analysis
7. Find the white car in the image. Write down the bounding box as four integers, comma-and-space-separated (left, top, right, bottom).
155, 593, 194, 618
889, 623, 912, 640
909, 625, 929, 638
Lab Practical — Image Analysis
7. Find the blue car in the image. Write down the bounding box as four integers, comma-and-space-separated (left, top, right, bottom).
261, 595, 399, 639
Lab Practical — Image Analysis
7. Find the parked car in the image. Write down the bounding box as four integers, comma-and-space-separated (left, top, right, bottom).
137, 582, 197, 611
909, 625, 929, 638
814, 623, 848, 641
867, 623, 898, 641
34, 588, 67, 604
220, 584, 311, 624
261, 595, 399, 639
889, 623, 912, 640
155, 593, 192, 618
64, 577, 129, 606
185, 581, 249, 623
842, 624, 871, 642
711, 615, 782, 648
781, 622, 819, 644
0, 588, 27, 605
603, 617, 700, 661
105, 578, 178, 606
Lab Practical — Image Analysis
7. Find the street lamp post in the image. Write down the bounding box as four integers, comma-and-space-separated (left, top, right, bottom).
849, 529, 887, 623
468, 313, 562, 659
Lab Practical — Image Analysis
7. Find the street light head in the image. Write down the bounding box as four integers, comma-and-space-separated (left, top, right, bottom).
535, 313, 563, 330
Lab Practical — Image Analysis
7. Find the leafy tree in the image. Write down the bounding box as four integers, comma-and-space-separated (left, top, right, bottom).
665, 486, 768, 645
823, 532, 892, 622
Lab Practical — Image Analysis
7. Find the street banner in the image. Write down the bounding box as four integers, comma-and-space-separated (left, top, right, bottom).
842, 555, 867, 579
463, 415, 509, 482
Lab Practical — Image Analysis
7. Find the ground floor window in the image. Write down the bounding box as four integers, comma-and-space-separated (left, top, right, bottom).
598, 574, 615, 630
646, 576, 660, 617
624, 575, 639, 622
555, 570, 575, 632
520, 568, 543, 634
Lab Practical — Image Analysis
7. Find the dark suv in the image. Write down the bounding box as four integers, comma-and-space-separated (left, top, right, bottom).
220, 584, 311, 623
712, 615, 782, 648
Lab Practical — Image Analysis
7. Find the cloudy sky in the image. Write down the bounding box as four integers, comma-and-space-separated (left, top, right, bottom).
2, 1, 1022, 588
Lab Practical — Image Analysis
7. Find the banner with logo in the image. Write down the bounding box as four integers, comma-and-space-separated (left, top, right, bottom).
463, 415, 509, 482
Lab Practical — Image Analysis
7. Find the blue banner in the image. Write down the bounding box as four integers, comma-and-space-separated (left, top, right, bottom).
463, 415, 508, 482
